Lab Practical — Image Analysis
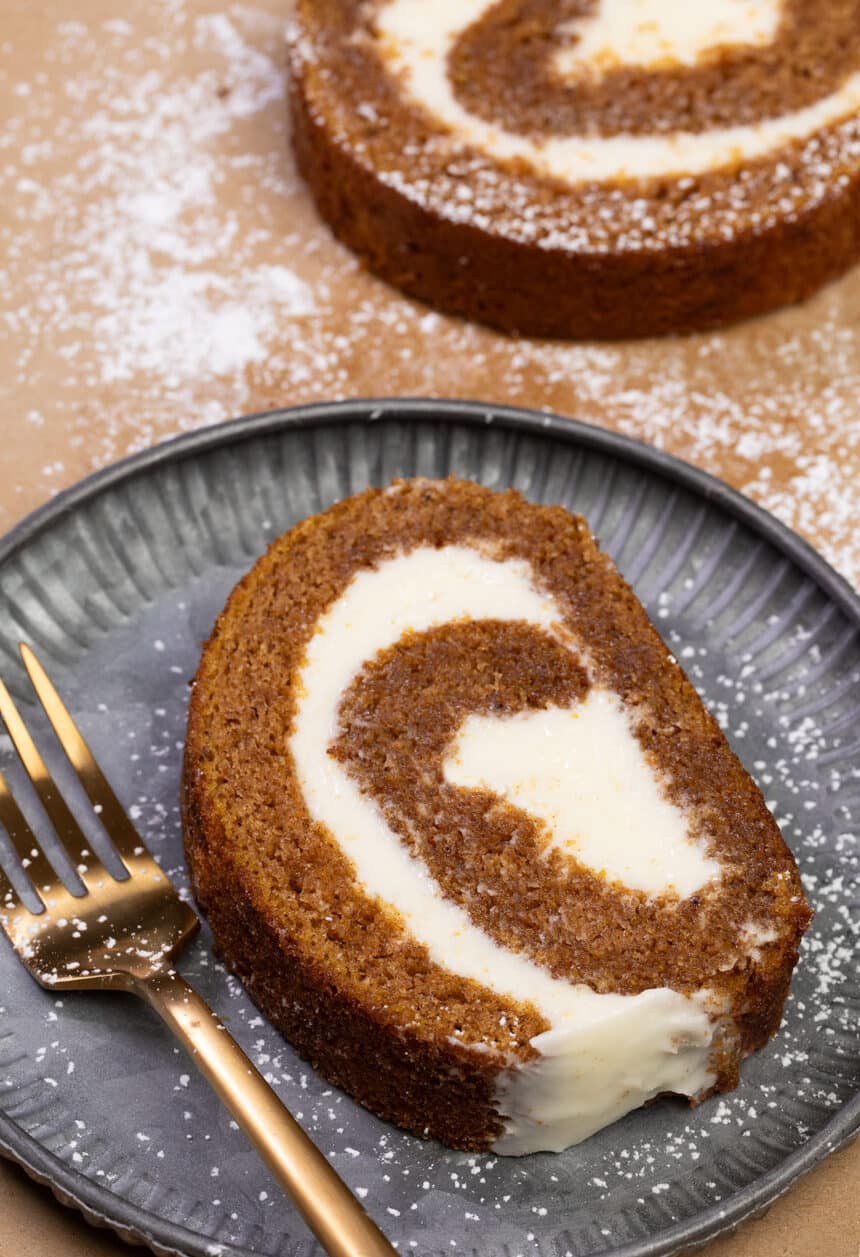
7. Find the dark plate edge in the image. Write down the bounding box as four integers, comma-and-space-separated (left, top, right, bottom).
2, 398, 858, 624
0, 397, 857, 1257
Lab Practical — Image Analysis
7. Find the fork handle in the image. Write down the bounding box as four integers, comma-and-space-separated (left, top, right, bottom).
134, 968, 397, 1257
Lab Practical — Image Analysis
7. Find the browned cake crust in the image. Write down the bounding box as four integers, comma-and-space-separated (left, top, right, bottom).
287, 1, 860, 340
182, 478, 812, 1151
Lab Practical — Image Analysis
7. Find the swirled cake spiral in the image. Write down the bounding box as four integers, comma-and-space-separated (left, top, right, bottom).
182, 479, 811, 1154
287, 0, 860, 339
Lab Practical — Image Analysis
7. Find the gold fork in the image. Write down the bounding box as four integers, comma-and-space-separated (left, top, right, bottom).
0, 643, 396, 1257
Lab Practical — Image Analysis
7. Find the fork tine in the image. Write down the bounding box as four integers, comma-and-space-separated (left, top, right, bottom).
0, 856, 35, 954
0, 669, 113, 894
0, 858, 23, 920
0, 766, 61, 904
19, 644, 169, 885
0, 777, 81, 937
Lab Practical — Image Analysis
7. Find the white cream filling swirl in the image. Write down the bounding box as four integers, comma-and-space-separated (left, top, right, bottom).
374, 0, 860, 184
289, 544, 725, 1154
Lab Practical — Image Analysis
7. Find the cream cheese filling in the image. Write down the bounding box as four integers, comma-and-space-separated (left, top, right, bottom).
375, 0, 860, 185
289, 544, 722, 1154
555, 0, 781, 73
445, 693, 720, 898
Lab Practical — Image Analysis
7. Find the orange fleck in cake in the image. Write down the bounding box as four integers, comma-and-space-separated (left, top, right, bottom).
182, 479, 812, 1153
287, 1, 860, 339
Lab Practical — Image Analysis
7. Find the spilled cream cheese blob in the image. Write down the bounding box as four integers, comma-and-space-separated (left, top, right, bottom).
375, 0, 860, 184
289, 545, 722, 1153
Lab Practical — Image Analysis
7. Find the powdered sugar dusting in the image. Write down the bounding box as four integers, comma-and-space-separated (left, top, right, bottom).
1, 0, 859, 604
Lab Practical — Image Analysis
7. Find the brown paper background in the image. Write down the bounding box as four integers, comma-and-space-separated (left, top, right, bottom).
0, 1, 857, 1252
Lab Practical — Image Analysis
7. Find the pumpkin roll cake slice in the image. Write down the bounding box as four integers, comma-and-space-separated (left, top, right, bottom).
182, 479, 811, 1154
287, 0, 860, 339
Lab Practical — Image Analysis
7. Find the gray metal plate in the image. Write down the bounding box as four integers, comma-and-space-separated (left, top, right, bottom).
0, 400, 856, 1257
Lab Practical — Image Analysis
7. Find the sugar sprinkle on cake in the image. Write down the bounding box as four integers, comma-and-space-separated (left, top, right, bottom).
288, 0, 860, 338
